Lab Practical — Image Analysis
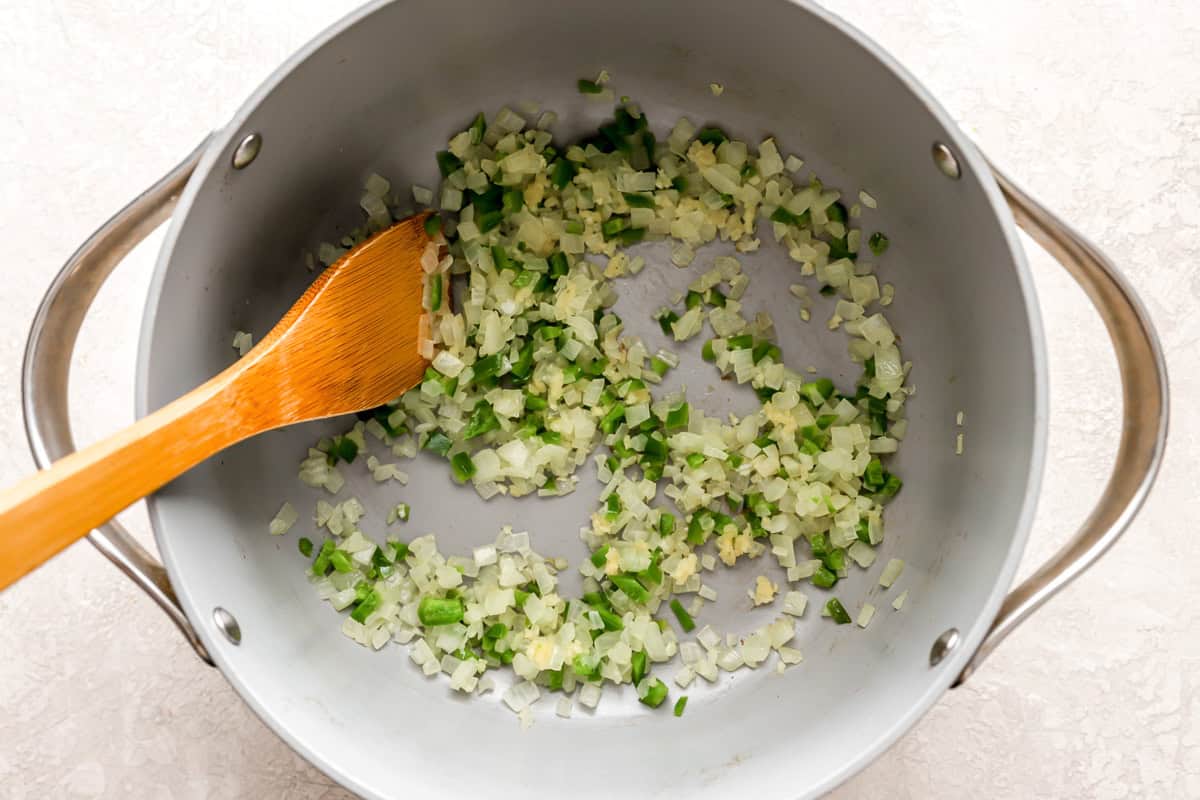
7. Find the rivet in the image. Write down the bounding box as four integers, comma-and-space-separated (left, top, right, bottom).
213, 607, 242, 645
231, 133, 262, 170
932, 142, 961, 180
929, 627, 960, 666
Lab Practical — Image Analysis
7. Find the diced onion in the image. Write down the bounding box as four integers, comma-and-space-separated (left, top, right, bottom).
280, 100, 913, 722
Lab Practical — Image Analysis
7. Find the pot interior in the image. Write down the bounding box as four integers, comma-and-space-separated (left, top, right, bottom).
140, 0, 1044, 797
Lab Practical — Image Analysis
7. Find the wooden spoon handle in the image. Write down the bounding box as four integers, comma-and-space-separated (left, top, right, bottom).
0, 379, 248, 590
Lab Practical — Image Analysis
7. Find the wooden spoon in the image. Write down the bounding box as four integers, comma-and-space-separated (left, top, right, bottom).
0, 214, 435, 590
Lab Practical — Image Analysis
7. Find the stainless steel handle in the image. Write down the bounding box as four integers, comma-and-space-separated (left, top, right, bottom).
20, 137, 1169, 674
954, 164, 1170, 685
22, 136, 216, 666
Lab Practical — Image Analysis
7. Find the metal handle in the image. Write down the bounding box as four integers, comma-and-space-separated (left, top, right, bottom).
21, 136, 215, 666
19, 138, 1169, 674
954, 164, 1170, 685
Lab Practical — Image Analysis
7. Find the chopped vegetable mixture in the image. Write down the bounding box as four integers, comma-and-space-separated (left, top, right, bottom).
279, 88, 911, 723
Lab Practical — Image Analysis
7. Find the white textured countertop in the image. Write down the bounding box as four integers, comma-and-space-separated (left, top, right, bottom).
1, 1, 1196, 797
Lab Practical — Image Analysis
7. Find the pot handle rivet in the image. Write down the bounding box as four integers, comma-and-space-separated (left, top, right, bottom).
232, 132, 262, 170
931, 142, 962, 180
213, 607, 242, 645
929, 628, 960, 666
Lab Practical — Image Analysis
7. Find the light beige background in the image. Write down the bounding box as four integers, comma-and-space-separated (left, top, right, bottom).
1, 1, 1197, 797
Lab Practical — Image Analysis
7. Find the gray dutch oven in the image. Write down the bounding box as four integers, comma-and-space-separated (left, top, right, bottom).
22, 0, 1168, 797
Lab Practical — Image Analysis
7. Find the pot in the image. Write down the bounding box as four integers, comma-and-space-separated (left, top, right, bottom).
22, 0, 1168, 797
